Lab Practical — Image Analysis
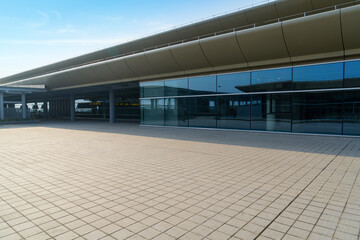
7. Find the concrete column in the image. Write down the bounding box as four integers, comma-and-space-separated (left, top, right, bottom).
21, 94, 26, 120
49, 100, 53, 118
0, 93, 4, 121
56, 100, 60, 118
70, 94, 75, 121
43, 99, 48, 119
266, 95, 275, 131
109, 89, 115, 123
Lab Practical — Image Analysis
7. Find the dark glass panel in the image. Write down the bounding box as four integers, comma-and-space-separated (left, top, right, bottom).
140, 99, 164, 125
75, 95, 109, 119
293, 63, 343, 90
344, 61, 360, 87
217, 72, 251, 93
251, 94, 291, 132
188, 76, 216, 95
140, 81, 164, 98
251, 68, 292, 92
217, 95, 250, 129
292, 92, 342, 134
165, 98, 188, 127
343, 91, 360, 136
189, 97, 217, 128
115, 88, 140, 120
165, 78, 188, 96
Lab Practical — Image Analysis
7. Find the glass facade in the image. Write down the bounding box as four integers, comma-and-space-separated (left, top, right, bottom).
140, 81, 164, 98
217, 72, 250, 93
141, 99, 164, 125
293, 62, 343, 90
251, 68, 292, 92
165, 98, 188, 127
251, 94, 291, 132
292, 93, 343, 135
343, 91, 360, 135
345, 61, 360, 88
217, 95, 250, 129
165, 78, 188, 96
140, 60, 360, 135
189, 97, 217, 128
75, 96, 109, 119
189, 76, 216, 95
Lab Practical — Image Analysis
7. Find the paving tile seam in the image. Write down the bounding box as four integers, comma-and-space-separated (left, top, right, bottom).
174, 140, 343, 239
252, 140, 353, 240
275, 145, 358, 239
331, 157, 360, 239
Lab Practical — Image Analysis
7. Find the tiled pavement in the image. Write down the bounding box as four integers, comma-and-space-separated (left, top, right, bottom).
0, 121, 359, 240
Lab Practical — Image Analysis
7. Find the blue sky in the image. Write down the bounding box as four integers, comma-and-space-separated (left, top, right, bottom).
0, 0, 262, 78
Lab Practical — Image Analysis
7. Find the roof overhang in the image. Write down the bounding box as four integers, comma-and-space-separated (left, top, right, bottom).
1, 4, 359, 91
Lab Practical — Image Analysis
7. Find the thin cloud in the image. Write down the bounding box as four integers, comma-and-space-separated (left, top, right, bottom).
105, 16, 124, 21
25, 10, 50, 28
57, 25, 76, 34
0, 38, 131, 46
52, 11, 62, 20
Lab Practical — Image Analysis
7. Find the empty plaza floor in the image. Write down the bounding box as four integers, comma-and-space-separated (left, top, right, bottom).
0, 121, 359, 240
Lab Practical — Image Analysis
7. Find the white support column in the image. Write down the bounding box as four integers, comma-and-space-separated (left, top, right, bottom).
70, 94, 75, 121
21, 94, 26, 120
43, 99, 48, 119
109, 89, 115, 123
0, 93, 4, 121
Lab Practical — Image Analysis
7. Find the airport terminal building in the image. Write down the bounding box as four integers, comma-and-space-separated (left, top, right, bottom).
0, 0, 359, 135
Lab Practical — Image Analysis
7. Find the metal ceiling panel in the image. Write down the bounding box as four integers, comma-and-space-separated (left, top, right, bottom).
200, 32, 247, 70
282, 10, 344, 62
76, 67, 101, 85
105, 58, 137, 79
311, 0, 354, 9
341, 5, 360, 56
130, 35, 162, 53
176, 25, 200, 40
169, 41, 213, 73
158, 29, 182, 45
245, 2, 279, 24
46, 71, 78, 89
112, 42, 137, 57
141, 35, 163, 50
217, 11, 249, 30
124, 53, 158, 77
236, 22, 290, 67
196, 18, 223, 36
275, 0, 313, 18
145, 47, 184, 74
91, 64, 119, 82
104, 46, 122, 58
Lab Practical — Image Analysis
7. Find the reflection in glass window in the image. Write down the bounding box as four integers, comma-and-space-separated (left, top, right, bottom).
115, 88, 140, 120
343, 91, 360, 135
344, 61, 360, 87
293, 63, 343, 90
217, 95, 250, 129
189, 97, 217, 128
165, 78, 188, 96
140, 81, 164, 98
140, 99, 164, 125
251, 68, 292, 92
251, 94, 291, 132
217, 72, 251, 93
188, 76, 216, 95
165, 98, 188, 127
292, 93, 342, 134
75, 96, 109, 119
